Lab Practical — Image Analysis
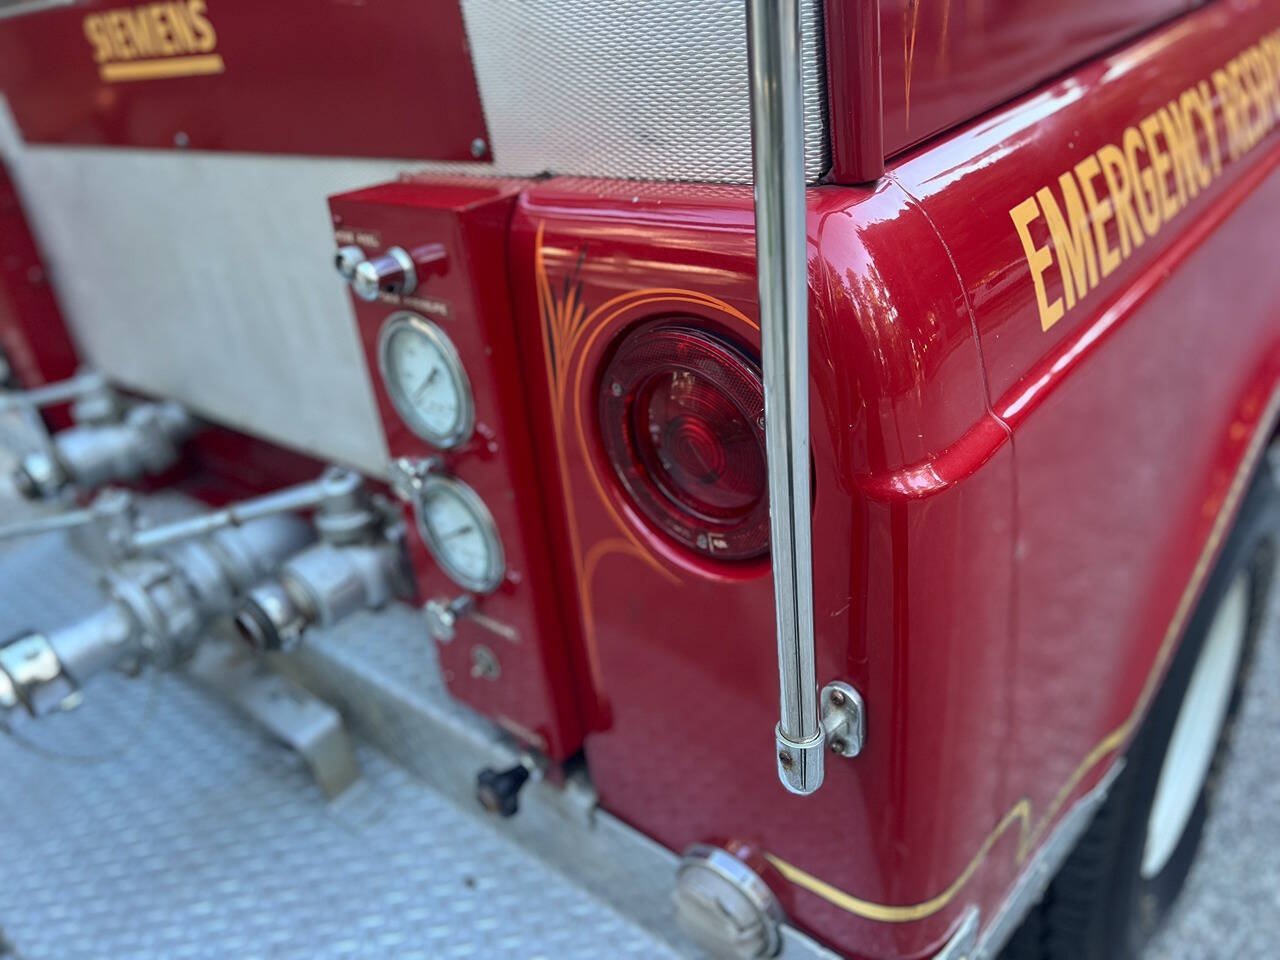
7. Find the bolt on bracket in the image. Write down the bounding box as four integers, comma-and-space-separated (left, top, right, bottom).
821, 681, 865, 758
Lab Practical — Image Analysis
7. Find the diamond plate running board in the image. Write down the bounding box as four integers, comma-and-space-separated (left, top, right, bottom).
0, 461, 838, 960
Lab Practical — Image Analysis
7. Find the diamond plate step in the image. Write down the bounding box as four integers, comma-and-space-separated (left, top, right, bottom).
0, 421, 837, 960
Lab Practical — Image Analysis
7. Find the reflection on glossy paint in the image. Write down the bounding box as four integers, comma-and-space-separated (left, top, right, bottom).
903, 0, 923, 129
873, 0, 1190, 161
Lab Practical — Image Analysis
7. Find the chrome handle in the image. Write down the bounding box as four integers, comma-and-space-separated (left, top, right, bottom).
746, 0, 822, 793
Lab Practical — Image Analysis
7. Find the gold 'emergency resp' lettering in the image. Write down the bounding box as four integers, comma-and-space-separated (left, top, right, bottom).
1011, 28, 1280, 332
83, 0, 222, 83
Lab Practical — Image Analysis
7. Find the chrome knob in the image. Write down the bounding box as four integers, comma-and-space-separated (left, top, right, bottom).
352, 246, 417, 302
12, 450, 65, 500
333, 245, 365, 280
424, 594, 475, 643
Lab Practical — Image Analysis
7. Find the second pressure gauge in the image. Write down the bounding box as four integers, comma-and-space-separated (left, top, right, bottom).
378, 312, 474, 448
415, 474, 506, 594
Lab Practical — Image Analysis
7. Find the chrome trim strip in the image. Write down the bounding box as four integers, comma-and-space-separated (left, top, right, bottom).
933, 907, 979, 960
746, 0, 821, 794
970, 762, 1125, 959
0, 0, 74, 20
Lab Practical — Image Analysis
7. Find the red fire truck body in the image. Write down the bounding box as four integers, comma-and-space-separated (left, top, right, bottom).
0, 2, 1277, 959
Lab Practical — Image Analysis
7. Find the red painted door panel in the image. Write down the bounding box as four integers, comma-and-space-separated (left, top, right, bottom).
511, 178, 1017, 959
509, 6, 1280, 959
893, 0, 1280, 924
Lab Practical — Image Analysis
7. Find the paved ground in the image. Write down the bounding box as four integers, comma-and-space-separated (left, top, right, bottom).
1147, 588, 1280, 959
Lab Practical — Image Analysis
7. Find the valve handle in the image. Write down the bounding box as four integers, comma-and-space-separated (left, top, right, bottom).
0, 488, 135, 546
128, 467, 363, 552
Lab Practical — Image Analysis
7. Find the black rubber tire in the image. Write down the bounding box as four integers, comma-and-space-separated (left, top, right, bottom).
1002, 452, 1278, 960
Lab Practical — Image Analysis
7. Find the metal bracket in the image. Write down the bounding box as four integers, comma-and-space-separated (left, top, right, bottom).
386, 455, 443, 502
820, 681, 865, 758
187, 639, 360, 799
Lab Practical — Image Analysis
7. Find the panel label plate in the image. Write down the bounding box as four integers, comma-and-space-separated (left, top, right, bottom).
0, 0, 491, 162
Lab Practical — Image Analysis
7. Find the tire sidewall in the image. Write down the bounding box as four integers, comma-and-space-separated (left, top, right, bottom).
1105, 466, 1277, 956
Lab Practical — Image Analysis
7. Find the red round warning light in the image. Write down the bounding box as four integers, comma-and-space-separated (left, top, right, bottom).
599, 321, 769, 561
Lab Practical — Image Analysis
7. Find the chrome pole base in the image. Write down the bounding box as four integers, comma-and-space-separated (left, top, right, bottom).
775, 725, 825, 795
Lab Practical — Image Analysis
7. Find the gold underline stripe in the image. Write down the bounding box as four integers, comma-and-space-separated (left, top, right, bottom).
100, 53, 224, 83
768, 799, 1033, 924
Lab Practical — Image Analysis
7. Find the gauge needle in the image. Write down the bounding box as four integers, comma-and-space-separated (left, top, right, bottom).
413, 367, 442, 401
442, 525, 475, 540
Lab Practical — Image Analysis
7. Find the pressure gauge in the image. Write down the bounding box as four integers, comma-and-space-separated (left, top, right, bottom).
415, 474, 505, 593
378, 312, 474, 448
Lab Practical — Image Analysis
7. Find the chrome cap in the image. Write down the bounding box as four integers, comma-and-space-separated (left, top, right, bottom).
673, 845, 783, 959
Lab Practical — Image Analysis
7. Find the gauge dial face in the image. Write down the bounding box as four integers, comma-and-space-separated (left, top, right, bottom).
378, 312, 474, 448
416, 475, 505, 593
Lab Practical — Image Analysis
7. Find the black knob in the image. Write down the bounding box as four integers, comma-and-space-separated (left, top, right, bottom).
10, 463, 38, 500
476, 764, 530, 817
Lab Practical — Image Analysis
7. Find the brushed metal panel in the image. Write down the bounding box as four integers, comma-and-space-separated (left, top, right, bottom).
0, 105, 396, 474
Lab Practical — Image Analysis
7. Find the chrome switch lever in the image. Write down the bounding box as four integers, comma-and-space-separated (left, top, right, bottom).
339, 244, 447, 303
353, 246, 417, 301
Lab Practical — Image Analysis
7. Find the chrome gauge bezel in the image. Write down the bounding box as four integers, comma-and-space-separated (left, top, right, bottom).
414, 474, 506, 594
377, 311, 475, 448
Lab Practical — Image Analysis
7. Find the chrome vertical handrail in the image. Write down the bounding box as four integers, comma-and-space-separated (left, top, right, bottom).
746, 0, 822, 794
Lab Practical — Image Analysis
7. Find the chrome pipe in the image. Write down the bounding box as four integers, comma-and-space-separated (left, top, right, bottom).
746, 0, 822, 793
0, 370, 106, 412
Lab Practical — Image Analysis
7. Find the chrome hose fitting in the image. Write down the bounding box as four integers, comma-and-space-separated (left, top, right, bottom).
235, 540, 405, 651
0, 514, 312, 721
13, 400, 197, 500
232, 469, 409, 651
0, 631, 79, 721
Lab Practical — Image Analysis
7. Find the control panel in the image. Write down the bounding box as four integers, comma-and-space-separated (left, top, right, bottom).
328, 178, 583, 760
